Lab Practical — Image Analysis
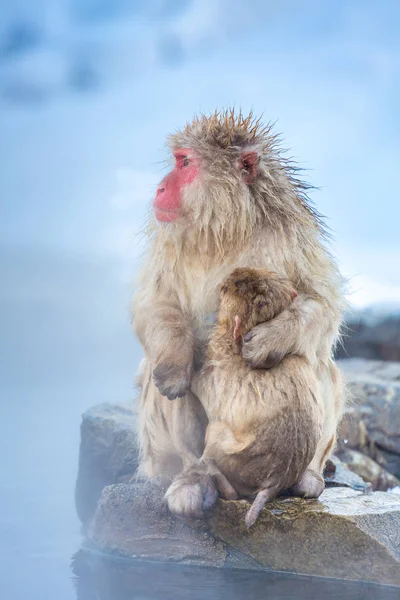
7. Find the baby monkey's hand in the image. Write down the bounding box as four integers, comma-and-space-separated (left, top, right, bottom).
242, 308, 298, 369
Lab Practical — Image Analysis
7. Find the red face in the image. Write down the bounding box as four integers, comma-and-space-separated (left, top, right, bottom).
153, 148, 199, 222
152, 148, 259, 223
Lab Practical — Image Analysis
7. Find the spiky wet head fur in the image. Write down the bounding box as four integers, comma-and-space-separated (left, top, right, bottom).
160, 108, 323, 257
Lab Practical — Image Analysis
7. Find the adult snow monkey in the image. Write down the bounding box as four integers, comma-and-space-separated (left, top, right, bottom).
132, 110, 345, 517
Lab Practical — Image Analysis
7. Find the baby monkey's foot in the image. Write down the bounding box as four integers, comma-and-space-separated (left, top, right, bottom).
292, 468, 325, 498
165, 467, 218, 518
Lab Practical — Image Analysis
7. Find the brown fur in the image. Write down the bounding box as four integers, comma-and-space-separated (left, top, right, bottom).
132, 109, 346, 519
189, 268, 324, 526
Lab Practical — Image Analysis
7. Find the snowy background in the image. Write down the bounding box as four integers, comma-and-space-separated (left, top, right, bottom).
1, 2, 400, 598
1, 0, 400, 395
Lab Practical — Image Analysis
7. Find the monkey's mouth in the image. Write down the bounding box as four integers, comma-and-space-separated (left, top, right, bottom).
154, 207, 180, 223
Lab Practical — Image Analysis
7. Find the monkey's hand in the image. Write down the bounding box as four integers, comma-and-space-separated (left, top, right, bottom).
153, 360, 193, 400
242, 308, 300, 369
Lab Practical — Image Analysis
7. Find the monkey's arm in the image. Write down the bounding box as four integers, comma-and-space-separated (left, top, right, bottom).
242, 259, 344, 369
132, 283, 195, 400
242, 297, 328, 368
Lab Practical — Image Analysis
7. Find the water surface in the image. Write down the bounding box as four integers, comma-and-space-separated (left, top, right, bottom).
72, 551, 400, 600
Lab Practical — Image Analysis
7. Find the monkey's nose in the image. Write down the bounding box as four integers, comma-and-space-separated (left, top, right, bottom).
157, 187, 165, 195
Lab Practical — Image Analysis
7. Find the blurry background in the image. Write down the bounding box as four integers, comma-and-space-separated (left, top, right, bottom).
0, 1, 399, 599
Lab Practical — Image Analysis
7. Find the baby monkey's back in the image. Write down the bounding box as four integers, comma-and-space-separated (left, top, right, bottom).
193, 267, 325, 527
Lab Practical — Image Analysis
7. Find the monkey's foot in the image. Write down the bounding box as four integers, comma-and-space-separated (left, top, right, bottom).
291, 469, 325, 498
165, 468, 218, 518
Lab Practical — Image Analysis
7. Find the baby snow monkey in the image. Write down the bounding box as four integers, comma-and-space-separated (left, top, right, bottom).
191, 267, 325, 527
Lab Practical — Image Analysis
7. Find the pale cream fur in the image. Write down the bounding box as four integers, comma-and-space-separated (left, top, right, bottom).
132, 110, 346, 516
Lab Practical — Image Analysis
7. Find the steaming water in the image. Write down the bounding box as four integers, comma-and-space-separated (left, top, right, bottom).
72, 552, 400, 600
1, 378, 399, 600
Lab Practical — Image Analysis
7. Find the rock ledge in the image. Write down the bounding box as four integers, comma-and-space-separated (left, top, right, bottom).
77, 401, 400, 587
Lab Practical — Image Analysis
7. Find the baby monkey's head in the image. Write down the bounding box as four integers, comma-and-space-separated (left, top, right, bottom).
218, 267, 298, 340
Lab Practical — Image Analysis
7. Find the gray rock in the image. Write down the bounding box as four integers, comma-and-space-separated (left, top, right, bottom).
77, 399, 400, 585
370, 446, 400, 479
209, 487, 400, 586
75, 403, 139, 524
337, 448, 400, 491
324, 455, 371, 492
339, 357, 400, 382
337, 359, 400, 478
87, 482, 229, 567
87, 481, 400, 586
336, 310, 400, 361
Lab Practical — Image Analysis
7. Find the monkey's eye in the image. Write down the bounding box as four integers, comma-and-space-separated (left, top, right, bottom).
175, 155, 191, 169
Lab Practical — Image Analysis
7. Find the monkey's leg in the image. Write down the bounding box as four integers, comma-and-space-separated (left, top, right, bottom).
165, 443, 239, 518
138, 360, 208, 483
138, 365, 183, 482
293, 362, 343, 498
331, 359, 346, 427
197, 454, 238, 500
206, 461, 238, 501
291, 468, 325, 498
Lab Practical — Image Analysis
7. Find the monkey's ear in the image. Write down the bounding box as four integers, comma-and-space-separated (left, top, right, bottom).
240, 151, 259, 184
233, 315, 241, 340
